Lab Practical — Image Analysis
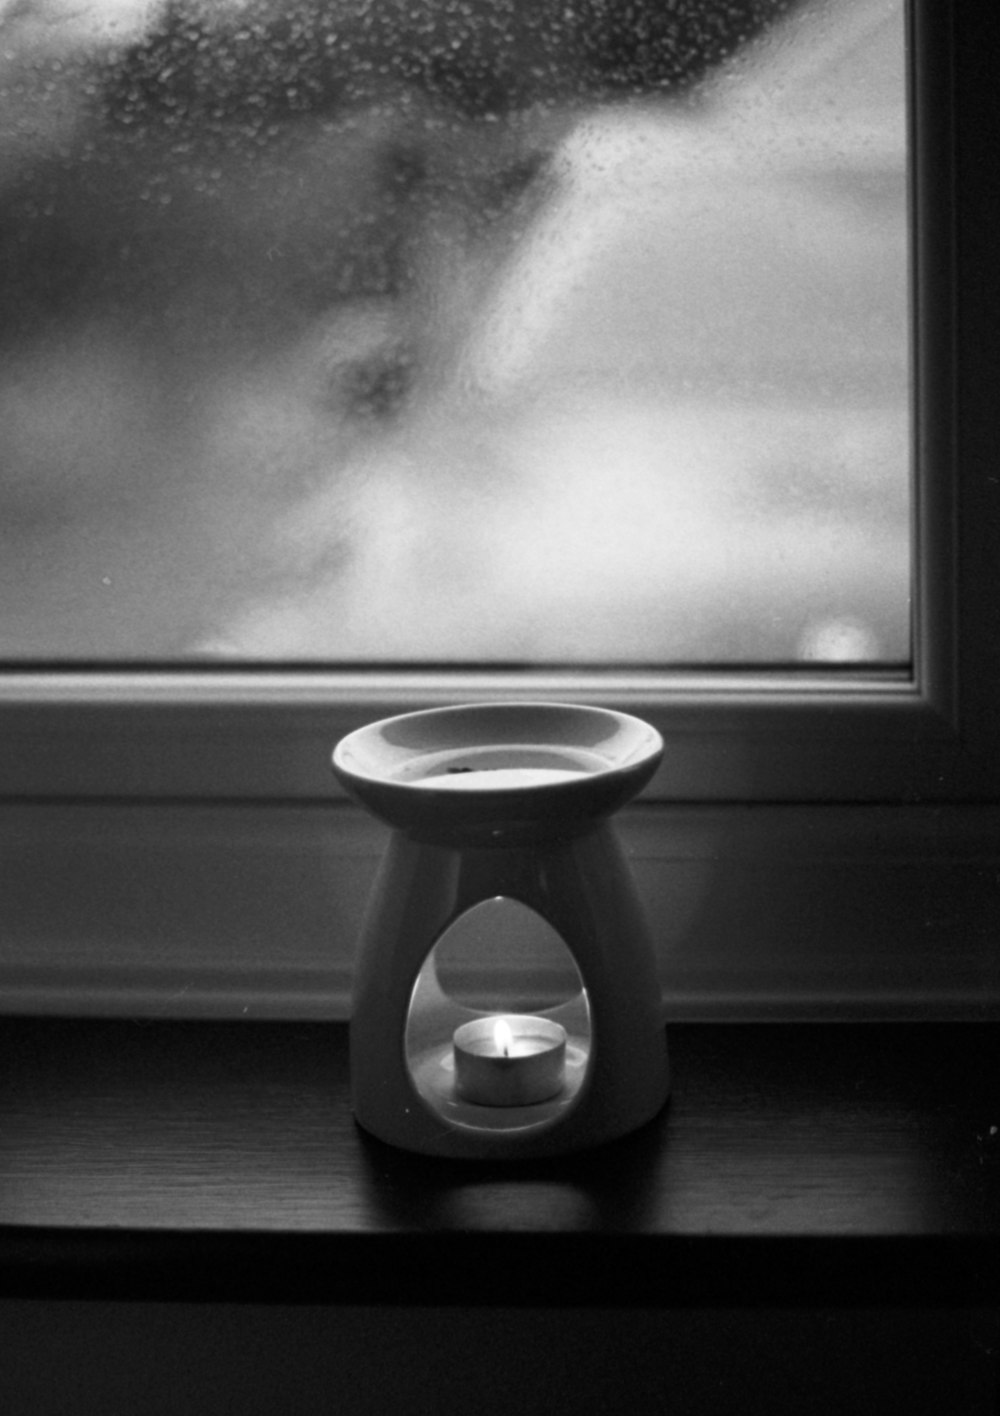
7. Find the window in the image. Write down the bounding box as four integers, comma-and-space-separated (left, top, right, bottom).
1, 0, 908, 667
0, 1, 997, 1022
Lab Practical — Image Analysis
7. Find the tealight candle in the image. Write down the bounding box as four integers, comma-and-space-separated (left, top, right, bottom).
453, 1014, 567, 1107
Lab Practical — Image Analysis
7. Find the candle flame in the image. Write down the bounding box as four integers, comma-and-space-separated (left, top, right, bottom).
493, 1018, 513, 1057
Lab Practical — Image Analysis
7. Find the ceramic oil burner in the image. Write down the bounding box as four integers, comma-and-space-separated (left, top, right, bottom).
332, 702, 668, 1158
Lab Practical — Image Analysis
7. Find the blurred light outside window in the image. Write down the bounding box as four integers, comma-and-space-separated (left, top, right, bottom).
0, 0, 908, 666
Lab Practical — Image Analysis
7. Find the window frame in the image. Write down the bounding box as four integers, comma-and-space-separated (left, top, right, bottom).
0, 1, 997, 1025
0, 2, 976, 805
0, 0, 976, 803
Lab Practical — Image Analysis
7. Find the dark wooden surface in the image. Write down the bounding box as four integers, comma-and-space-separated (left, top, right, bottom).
0, 1020, 996, 1304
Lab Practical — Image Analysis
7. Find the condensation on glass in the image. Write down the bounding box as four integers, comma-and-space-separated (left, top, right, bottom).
0, 0, 909, 664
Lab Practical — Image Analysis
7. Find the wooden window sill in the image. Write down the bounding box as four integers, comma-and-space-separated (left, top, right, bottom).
0, 1021, 996, 1306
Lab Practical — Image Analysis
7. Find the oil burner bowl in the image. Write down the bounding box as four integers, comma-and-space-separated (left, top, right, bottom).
332, 701, 664, 844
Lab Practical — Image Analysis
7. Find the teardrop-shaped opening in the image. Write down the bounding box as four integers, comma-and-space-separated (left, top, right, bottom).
405, 897, 591, 1135
434, 896, 583, 1012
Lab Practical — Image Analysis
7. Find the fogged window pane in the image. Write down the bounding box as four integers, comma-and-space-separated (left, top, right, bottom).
0, 0, 908, 663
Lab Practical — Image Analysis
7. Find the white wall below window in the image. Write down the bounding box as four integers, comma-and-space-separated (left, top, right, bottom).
2, 802, 995, 1021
